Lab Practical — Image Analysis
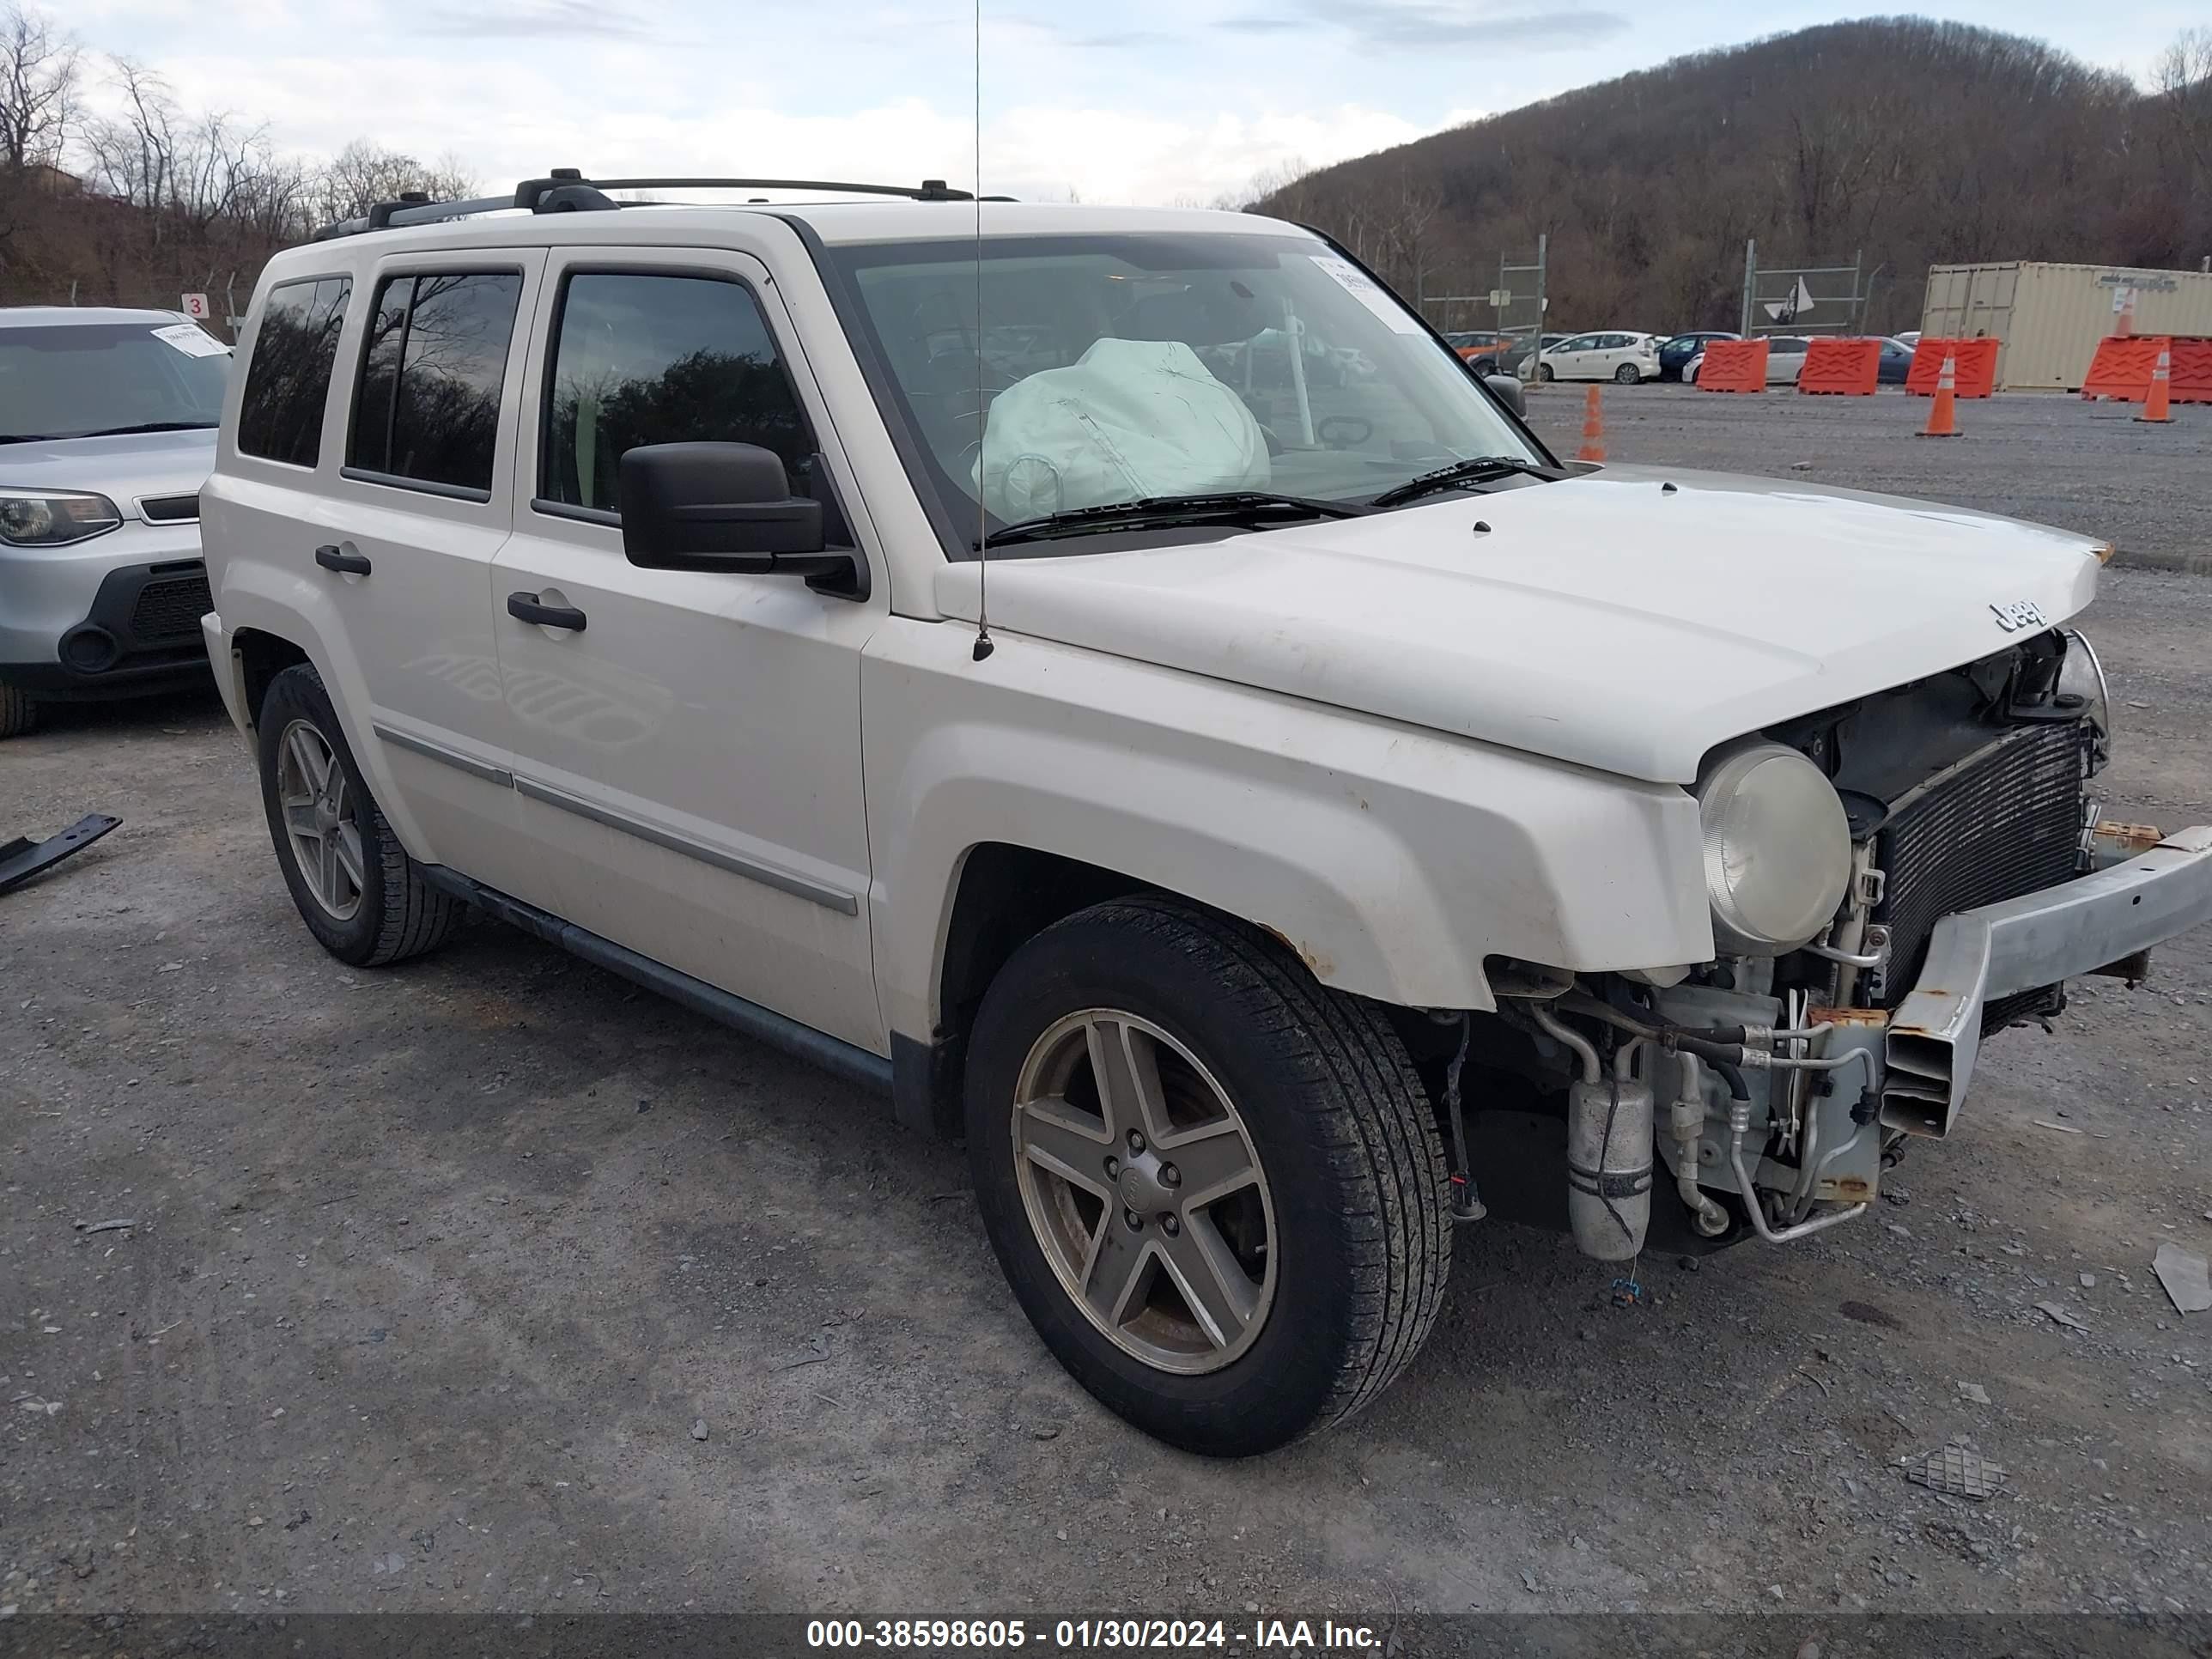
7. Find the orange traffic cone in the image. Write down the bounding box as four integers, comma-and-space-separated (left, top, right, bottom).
1577, 384, 1607, 462
2138, 343, 2174, 424
1919, 353, 1960, 438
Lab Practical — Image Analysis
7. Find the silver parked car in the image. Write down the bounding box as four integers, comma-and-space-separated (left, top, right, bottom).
1, 306, 231, 737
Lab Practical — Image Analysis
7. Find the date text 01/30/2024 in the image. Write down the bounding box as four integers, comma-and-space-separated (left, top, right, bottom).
805, 1618, 1384, 1651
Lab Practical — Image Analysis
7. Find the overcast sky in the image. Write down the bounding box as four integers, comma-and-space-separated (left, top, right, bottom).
61, 0, 2205, 205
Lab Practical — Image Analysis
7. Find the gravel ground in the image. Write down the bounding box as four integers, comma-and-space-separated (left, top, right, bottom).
1524, 381, 2212, 574
3, 392, 2209, 1632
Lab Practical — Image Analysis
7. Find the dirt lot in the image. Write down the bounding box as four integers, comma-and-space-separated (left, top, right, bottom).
3, 390, 2209, 1630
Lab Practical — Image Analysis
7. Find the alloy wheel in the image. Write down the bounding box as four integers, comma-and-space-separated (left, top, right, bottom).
276, 719, 365, 921
1010, 1009, 1276, 1375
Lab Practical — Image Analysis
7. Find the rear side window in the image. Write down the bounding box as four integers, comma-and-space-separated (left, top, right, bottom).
539, 271, 814, 516
349, 271, 523, 495
238, 277, 351, 465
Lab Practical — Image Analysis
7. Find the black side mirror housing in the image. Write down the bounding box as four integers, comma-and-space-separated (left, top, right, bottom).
620, 443, 861, 592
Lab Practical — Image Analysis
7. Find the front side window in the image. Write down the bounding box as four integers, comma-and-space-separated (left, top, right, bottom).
827, 232, 1545, 552
238, 276, 351, 465
1, 320, 229, 444
539, 271, 813, 515
349, 270, 522, 493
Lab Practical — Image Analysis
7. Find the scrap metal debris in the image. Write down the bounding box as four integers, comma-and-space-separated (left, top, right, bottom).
1902, 1445, 2004, 1500
0, 813, 121, 896
2034, 1300, 2090, 1332
2151, 1243, 2211, 1316
73, 1218, 138, 1237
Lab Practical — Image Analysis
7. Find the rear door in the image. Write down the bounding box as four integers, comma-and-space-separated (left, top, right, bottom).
488, 246, 884, 1052
324, 254, 544, 887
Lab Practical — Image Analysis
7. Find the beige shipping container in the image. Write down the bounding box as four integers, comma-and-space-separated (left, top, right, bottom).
1919, 260, 2212, 391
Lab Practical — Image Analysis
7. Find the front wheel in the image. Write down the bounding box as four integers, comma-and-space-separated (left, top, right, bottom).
1537, 362, 1555, 382
0, 683, 36, 738
1614, 363, 1641, 385
964, 896, 1451, 1456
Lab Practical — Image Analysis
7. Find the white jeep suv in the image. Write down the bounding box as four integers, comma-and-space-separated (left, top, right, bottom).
199, 173, 2212, 1456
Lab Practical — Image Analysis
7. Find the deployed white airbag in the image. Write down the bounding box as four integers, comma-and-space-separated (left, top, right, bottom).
975, 337, 1269, 522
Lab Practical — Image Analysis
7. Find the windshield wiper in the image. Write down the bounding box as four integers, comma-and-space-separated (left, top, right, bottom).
981, 490, 1370, 550
1368, 455, 1561, 510
0, 434, 63, 445
70, 421, 217, 439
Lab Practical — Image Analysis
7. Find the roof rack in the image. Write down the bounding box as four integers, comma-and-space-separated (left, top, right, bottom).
313, 168, 992, 240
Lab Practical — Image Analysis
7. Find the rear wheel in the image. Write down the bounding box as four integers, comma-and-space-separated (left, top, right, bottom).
964, 896, 1451, 1456
0, 684, 36, 738
1614, 362, 1640, 385
255, 663, 459, 967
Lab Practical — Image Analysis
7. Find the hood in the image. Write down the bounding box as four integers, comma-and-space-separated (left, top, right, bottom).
935, 465, 2106, 783
0, 428, 216, 517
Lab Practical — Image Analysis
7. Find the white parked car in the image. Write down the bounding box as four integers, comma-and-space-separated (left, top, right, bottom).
1534, 330, 1661, 383
199, 174, 2212, 1457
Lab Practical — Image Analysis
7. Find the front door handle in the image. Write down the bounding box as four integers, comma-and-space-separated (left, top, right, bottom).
315, 544, 371, 575
507, 591, 587, 632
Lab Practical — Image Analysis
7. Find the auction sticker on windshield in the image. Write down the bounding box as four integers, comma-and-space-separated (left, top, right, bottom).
151, 321, 229, 358
1309, 254, 1423, 334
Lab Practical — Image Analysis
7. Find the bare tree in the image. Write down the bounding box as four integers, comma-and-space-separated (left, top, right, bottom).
0, 0, 76, 171
310, 138, 477, 226
2152, 27, 2212, 174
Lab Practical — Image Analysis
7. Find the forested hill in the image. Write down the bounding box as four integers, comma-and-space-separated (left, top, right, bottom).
1250, 18, 2212, 335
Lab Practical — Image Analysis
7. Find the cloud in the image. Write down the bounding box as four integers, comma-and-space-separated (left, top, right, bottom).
1218, 2, 1626, 51
420, 0, 653, 38
138, 40, 1444, 207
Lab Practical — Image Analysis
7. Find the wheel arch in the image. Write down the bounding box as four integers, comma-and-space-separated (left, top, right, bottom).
232, 626, 312, 729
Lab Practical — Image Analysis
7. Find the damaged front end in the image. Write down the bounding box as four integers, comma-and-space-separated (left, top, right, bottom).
1476, 629, 2212, 1255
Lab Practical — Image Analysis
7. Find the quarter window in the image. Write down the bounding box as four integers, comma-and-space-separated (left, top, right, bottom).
238, 278, 350, 466
349, 271, 522, 494
539, 271, 814, 516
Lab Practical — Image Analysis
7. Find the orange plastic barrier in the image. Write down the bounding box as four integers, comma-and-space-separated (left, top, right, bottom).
1695, 337, 1767, 392
2163, 337, 2212, 404
2079, 336, 2168, 401
1906, 337, 1997, 398
1797, 337, 1881, 395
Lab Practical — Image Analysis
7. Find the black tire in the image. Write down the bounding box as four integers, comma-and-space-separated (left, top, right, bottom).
0, 683, 36, 738
964, 895, 1451, 1456
1537, 362, 1555, 382
1614, 363, 1640, 385
255, 662, 459, 968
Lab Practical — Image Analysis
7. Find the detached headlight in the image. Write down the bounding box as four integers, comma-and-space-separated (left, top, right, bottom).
1696, 740, 1852, 955
0, 489, 124, 547
2059, 629, 2111, 774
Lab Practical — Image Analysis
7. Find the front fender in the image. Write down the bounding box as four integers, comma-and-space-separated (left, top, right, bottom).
862, 621, 1713, 1040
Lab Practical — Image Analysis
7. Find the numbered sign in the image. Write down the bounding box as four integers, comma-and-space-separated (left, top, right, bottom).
181, 292, 211, 319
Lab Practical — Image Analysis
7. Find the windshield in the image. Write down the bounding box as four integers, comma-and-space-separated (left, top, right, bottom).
0, 321, 230, 441
826, 232, 1546, 552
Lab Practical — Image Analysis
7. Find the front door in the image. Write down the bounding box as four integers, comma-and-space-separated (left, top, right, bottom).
489, 248, 884, 1053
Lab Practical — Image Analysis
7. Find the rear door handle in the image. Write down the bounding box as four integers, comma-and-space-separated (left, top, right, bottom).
315, 544, 371, 576
507, 591, 586, 632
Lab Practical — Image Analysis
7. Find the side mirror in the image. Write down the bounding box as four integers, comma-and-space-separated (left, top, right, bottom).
1484, 373, 1526, 417
620, 442, 856, 584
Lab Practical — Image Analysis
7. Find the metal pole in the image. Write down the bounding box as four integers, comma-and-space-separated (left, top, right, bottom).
1534, 230, 1547, 356
1741, 239, 1756, 336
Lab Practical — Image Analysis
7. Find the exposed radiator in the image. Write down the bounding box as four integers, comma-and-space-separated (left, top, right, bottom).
1869, 719, 2089, 1024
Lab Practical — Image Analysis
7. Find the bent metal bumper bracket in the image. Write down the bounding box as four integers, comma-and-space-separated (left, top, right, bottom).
0, 812, 123, 896
1884, 824, 2212, 1136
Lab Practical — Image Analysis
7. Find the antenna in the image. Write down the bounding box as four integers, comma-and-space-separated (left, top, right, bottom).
970, 0, 994, 663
